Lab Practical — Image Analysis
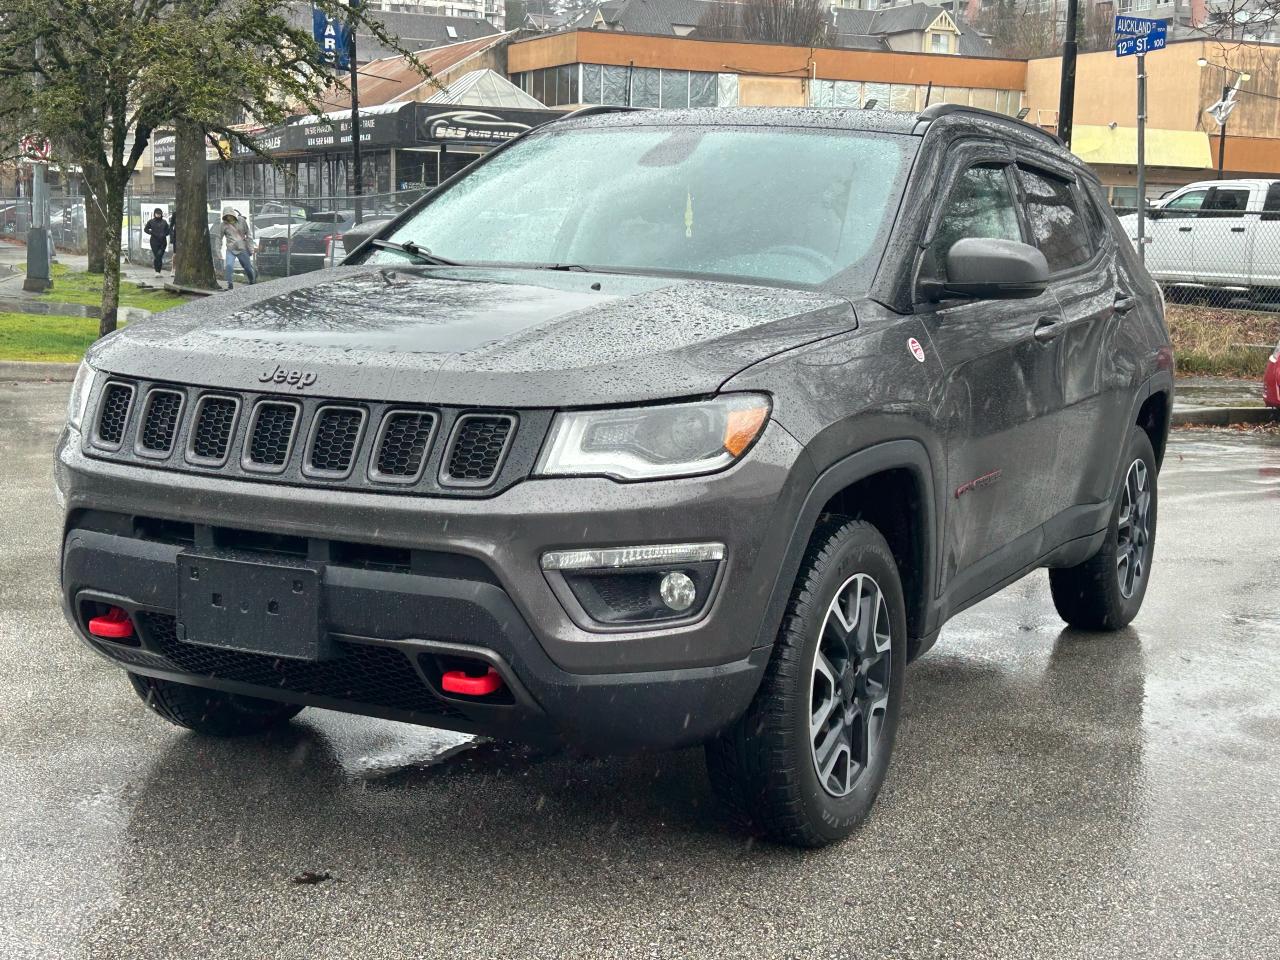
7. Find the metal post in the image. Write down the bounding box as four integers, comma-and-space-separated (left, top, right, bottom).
348, 5, 362, 225
1058, 0, 1079, 148
23, 38, 51, 292
1136, 52, 1147, 266
1217, 81, 1230, 179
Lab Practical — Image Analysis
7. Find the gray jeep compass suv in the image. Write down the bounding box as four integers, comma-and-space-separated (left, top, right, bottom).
56, 105, 1171, 847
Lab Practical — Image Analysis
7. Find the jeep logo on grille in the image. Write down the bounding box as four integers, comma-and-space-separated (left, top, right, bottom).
258, 365, 318, 390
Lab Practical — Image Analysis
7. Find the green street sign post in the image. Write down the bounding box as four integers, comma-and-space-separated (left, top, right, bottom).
1115, 15, 1165, 264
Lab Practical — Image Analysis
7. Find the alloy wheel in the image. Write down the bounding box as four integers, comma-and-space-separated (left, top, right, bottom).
808, 573, 893, 798
1116, 458, 1152, 600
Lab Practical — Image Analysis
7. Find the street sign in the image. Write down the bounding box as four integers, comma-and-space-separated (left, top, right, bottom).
1116, 26, 1166, 58
1115, 15, 1164, 36
312, 4, 351, 70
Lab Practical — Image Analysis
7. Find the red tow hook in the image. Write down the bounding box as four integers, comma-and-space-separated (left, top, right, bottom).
440, 667, 503, 697
87, 607, 135, 640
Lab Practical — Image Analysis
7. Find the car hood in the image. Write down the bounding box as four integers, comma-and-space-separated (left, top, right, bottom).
88, 264, 857, 406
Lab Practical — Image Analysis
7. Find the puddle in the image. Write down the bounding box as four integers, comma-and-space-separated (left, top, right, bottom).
0, 296, 151, 321
1176, 376, 1264, 408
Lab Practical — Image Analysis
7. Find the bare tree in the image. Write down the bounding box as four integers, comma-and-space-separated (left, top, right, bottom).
697, 0, 832, 47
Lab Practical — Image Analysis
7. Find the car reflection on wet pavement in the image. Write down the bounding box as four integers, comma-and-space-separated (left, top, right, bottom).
3, 382, 1279, 959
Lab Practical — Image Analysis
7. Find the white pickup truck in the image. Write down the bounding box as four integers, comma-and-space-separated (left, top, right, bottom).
1118, 178, 1280, 295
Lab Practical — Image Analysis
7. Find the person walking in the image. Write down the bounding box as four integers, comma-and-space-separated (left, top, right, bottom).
143, 208, 171, 275
221, 210, 256, 289
167, 209, 176, 261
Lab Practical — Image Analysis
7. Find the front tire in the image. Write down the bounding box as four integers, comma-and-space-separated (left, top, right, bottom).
1049, 426, 1158, 630
128, 673, 303, 736
706, 519, 907, 847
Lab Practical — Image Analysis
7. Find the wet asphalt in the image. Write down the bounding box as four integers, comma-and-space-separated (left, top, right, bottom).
2, 381, 1278, 960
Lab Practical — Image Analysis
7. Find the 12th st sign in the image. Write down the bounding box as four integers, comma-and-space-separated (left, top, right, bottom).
1115, 15, 1166, 57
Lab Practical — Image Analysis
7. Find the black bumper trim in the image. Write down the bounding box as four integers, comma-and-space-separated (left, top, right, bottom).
62, 528, 769, 751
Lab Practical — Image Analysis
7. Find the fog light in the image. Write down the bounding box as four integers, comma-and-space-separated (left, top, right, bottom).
659, 571, 696, 612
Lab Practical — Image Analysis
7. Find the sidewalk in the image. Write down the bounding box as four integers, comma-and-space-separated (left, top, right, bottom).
0, 240, 166, 295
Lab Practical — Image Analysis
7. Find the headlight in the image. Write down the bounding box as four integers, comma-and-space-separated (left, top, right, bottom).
535, 394, 771, 481
66, 360, 96, 432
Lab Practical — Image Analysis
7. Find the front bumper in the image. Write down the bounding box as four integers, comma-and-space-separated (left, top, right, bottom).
56, 422, 811, 750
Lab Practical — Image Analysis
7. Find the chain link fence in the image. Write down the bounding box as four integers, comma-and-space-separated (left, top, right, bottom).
1112, 204, 1280, 311
3, 189, 427, 284
1, 195, 91, 253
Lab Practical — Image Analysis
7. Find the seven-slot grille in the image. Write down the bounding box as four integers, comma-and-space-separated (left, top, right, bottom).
83, 377, 534, 497
137, 389, 184, 455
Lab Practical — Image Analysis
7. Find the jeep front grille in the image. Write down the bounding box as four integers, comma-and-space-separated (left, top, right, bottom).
81, 376, 546, 498
372, 410, 436, 482
137, 388, 184, 455
188, 396, 238, 465
95, 382, 135, 448
307, 406, 365, 476
442, 414, 516, 486
246, 401, 299, 470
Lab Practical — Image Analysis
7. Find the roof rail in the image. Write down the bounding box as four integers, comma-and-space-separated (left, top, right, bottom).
913, 103, 1064, 148
555, 105, 645, 123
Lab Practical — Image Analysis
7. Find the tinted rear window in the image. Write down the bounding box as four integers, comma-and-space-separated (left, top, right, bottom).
1018, 167, 1093, 273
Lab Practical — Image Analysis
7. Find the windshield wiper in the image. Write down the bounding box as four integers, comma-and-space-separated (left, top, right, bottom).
368, 238, 459, 266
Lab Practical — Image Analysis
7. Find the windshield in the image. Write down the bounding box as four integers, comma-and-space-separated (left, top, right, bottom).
366, 124, 913, 288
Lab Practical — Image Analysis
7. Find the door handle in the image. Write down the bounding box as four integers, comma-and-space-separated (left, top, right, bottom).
1230, 226, 1247, 233
1177, 226, 1193, 233
1113, 294, 1136, 314
1033, 316, 1062, 343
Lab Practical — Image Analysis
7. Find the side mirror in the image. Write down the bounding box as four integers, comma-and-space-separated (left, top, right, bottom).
1146, 205, 1163, 221
933, 237, 1050, 301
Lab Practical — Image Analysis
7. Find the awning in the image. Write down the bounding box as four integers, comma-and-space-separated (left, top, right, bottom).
1070, 125, 1213, 170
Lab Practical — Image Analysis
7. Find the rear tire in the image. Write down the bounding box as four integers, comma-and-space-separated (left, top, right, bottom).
128, 673, 303, 736
1049, 426, 1158, 631
706, 519, 907, 847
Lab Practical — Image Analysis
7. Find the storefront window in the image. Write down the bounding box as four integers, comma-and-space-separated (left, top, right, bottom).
603, 65, 630, 105
582, 63, 603, 104
661, 69, 689, 108
690, 72, 717, 108
631, 67, 660, 108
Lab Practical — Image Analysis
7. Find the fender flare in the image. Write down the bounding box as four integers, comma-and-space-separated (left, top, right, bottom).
753, 438, 940, 656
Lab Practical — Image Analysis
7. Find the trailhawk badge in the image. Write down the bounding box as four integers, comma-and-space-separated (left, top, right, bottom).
908, 337, 926, 363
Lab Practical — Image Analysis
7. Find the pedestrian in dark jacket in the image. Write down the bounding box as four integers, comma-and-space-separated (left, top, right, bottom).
143, 208, 171, 274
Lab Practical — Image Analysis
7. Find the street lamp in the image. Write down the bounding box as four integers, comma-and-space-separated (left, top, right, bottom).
1199, 59, 1251, 179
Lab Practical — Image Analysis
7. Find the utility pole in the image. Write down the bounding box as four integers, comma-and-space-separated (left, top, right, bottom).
1057, 0, 1079, 148
347, 0, 363, 224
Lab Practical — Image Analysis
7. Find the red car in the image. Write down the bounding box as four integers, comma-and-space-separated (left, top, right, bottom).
1266, 336, 1280, 407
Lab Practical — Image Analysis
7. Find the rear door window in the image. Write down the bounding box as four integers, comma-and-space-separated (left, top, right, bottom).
1202, 187, 1250, 217
1017, 167, 1093, 273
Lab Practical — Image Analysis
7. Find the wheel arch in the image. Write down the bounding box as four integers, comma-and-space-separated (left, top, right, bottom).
1136, 386, 1171, 468
756, 440, 940, 661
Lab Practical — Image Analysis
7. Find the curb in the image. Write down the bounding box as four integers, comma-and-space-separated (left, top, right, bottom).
1172, 405, 1279, 426
164, 282, 217, 297
0, 360, 78, 382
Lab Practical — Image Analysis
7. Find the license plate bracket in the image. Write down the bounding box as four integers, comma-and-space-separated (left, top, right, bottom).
176, 552, 328, 660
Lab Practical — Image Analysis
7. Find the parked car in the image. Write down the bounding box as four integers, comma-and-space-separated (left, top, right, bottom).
1265, 335, 1280, 407
252, 200, 312, 230
56, 105, 1172, 847
256, 213, 354, 277
1118, 178, 1280, 297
